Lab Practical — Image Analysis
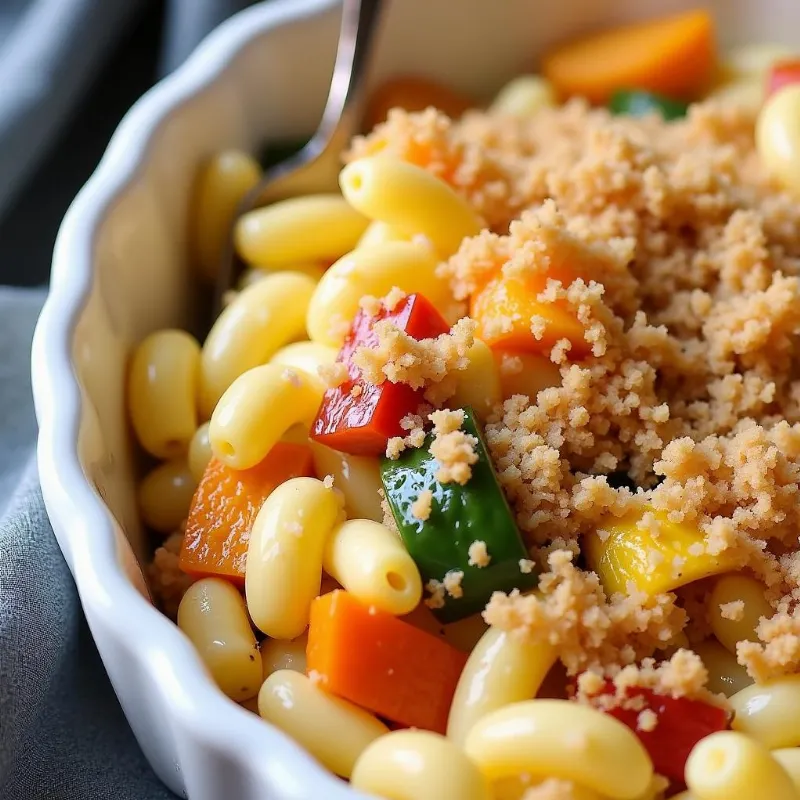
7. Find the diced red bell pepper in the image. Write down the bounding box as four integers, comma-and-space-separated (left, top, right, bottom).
767, 60, 800, 99
310, 293, 450, 456
585, 681, 729, 783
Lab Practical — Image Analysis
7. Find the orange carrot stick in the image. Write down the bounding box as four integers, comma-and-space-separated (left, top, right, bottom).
179, 443, 313, 585
541, 9, 715, 104
364, 75, 475, 131
306, 591, 468, 733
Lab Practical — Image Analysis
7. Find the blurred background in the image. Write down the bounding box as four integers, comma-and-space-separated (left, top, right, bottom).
0, 0, 260, 286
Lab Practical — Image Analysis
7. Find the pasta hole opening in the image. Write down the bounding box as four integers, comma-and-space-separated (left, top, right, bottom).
217, 440, 236, 459
386, 571, 406, 592
705, 746, 728, 774
346, 172, 364, 194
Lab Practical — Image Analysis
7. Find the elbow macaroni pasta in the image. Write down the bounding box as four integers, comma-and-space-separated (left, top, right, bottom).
209, 363, 321, 469
322, 519, 422, 615
773, 749, 800, 793
450, 338, 502, 421
259, 635, 308, 679
258, 670, 388, 779
177, 578, 262, 702
693, 639, 753, 696
269, 340, 337, 394
137, 458, 196, 534
708, 574, 772, 654
246, 477, 344, 639
730, 675, 800, 749
340, 156, 482, 257
187, 422, 212, 483
305, 240, 458, 347
308, 441, 384, 522
489, 75, 557, 116
685, 731, 798, 800
355, 219, 407, 249
128, 329, 201, 459
350, 730, 491, 800
234, 194, 369, 268
447, 627, 557, 745
463, 699, 653, 799
199, 271, 318, 418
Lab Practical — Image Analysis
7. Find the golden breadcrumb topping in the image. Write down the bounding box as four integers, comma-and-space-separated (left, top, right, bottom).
429, 408, 479, 484
410, 489, 433, 522
468, 540, 491, 568
148, 531, 195, 619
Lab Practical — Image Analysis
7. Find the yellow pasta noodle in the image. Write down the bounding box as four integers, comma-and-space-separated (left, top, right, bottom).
234, 194, 368, 268
128, 329, 200, 459
340, 156, 482, 257
209, 364, 321, 469
463, 699, 653, 799
489, 75, 557, 116
730, 675, 800, 749
355, 220, 407, 249
322, 519, 422, 615
259, 634, 308, 679
187, 422, 212, 483
269, 340, 337, 394
450, 339, 502, 421
306, 241, 457, 347
192, 150, 262, 281
245, 477, 343, 639
447, 627, 557, 745
693, 639, 753, 696
137, 458, 196, 534
177, 578, 261, 702
685, 731, 797, 800
708, 574, 772, 655
309, 441, 384, 522
496, 350, 562, 400
199, 271, 317, 418
773, 749, 800, 793
350, 730, 491, 800
258, 670, 387, 778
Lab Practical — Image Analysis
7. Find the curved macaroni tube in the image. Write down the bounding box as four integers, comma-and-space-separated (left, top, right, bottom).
495, 349, 562, 400
730, 675, 800, 748
187, 422, 212, 483
463, 699, 653, 799
356, 220, 407, 249
234, 195, 369, 268
773, 749, 800, 793
269, 340, 337, 395
192, 150, 262, 281
260, 634, 308, 679
692, 640, 753, 697
447, 627, 557, 745
340, 156, 482, 257
309, 442, 384, 522
489, 75, 557, 117
137, 458, 197, 534
258, 670, 388, 779
209, 364, 321, 469
685, 731, 797, 800
128, 329, 201, 459
306, 241, 457, 348
199, 271, 317, 418
245, 477, 343, 639
450, 339, 502, 421
492, 776, 601, 800
708, 574, 772, 655
322, 519, 422, 615
177, 578, 262, 702
350, 730, 491, 800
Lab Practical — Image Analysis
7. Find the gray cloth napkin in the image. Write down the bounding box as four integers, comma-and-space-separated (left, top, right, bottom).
0, 1, 258, 797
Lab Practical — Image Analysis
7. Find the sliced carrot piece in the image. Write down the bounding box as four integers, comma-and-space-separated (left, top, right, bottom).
179, 443, 313, 585
306, 590, 467, 733
364, 75, 476, 131
471, 274, 590, 358
541, 9, 715, 104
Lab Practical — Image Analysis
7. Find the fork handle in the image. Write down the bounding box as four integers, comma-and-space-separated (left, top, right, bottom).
313, 0, 388, 155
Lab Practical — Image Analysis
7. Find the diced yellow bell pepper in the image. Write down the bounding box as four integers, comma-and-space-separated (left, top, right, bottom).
585, 508, 736, 596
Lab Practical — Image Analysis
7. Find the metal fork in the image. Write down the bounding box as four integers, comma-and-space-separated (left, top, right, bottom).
213, 0, 387, 315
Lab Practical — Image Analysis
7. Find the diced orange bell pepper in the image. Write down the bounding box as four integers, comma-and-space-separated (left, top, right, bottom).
471, 274, 590, 358
179, 443, 314, 585
306, 590, 468, 733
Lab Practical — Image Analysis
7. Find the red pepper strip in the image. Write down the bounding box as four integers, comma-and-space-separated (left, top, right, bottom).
310, 293, 450, 456
589, 681, 729, 783
767, 60, 800, 99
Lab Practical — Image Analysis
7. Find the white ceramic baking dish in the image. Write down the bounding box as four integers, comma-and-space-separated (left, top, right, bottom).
30, 0, 800, 797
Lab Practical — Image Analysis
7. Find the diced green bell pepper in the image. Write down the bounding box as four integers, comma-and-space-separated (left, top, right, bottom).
609, 89, 688, 121
380, 407, 537, 623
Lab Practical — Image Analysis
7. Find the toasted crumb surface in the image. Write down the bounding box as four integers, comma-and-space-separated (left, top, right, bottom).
410, 489, 433, 521
148, 531, 195, 619
468, 540, 491, 567
429, 408, 479, 484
